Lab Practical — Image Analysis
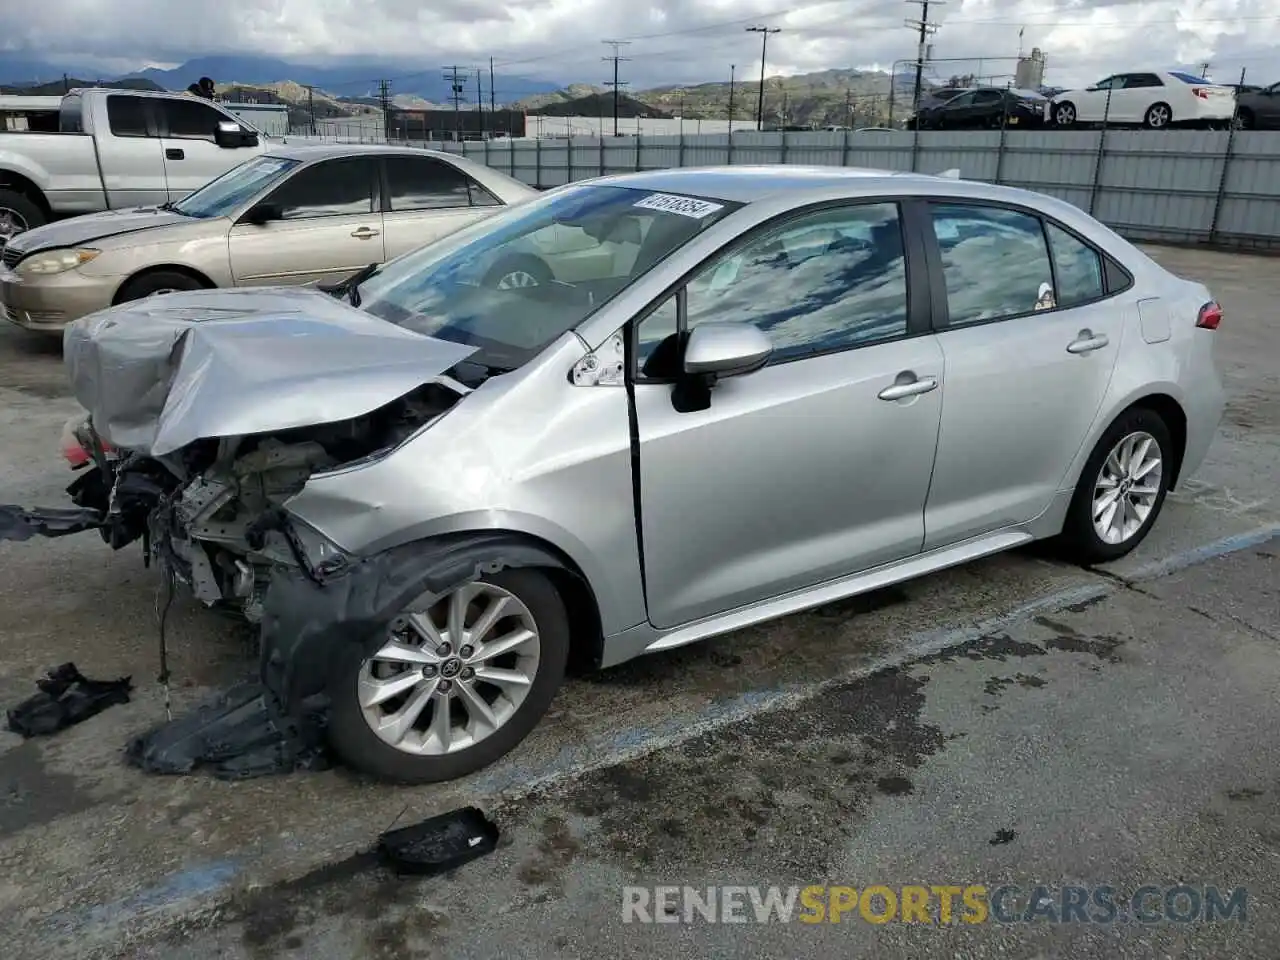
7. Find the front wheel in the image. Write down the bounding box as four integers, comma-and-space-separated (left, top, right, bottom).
116, 269, 205, 303
1053, 102, 1076, 127
326, 569, 570, 784
1057, 407, 1174, 565
0, 189, 45, 246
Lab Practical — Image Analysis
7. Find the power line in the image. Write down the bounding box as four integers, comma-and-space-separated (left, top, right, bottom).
602, 40, 631, 137
904, 0, 944, 113
746, 25, 781, 131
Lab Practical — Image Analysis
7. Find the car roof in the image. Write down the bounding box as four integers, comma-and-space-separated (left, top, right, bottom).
262, 142, 462, 163
587, 165, 992, 205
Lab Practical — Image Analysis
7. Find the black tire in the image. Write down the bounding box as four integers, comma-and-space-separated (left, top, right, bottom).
1235, 109, 1254, 130
1144, 102, 1173, 129
116, 269, 206, 303
483, 253, 554, 290
0, 188, 46, 241
1057, 406, 1174, 565
326, 568, 570, 784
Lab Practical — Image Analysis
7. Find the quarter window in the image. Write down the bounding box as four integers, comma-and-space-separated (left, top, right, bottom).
385, 156, 473, 211
1045, 223, 1104, 307
930, 203, 1055, 325
673, 203, 910, 365
107, 95, 150, 138
266, 158, 377, 219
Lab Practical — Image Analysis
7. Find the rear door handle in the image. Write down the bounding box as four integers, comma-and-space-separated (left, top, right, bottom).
877, 375, 939, 401
1067, 332, 1109, 354
351, 227, 380, 239
165, 148, 185, 160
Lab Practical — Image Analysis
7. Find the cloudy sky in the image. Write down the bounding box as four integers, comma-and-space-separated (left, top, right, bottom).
4, 0, 1277, 90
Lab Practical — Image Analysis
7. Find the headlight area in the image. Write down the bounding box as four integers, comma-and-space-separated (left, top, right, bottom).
16, 248, 101, 277
245, 509, 353, 585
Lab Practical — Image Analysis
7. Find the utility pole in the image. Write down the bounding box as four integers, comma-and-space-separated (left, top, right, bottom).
443, 66, 468, 141
904, 0, 943, 113
746, 25, 781, 131
304, 84, 317, 135
728, 64, 736, 133
602, 40, 631, 137
489, 57, 496, 114
476, 69, 485, 137
1200, 61, 1212, 78
378, 79, 392, 140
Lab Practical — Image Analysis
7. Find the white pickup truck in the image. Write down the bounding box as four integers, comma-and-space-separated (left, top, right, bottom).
0, 88, 269, 245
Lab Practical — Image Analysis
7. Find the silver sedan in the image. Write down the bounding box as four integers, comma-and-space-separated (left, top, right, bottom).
49, 165, 1226, 782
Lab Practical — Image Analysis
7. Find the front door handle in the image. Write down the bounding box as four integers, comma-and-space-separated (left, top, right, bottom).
351, 227, 380, 239
165, 148, 185, 160
1067, 332, 1110, 354
877, 375, 939, 401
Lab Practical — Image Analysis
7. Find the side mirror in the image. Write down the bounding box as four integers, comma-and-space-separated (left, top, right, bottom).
683, 322, 772, 379
215, 120, 258, 148
243, 202, 282, 225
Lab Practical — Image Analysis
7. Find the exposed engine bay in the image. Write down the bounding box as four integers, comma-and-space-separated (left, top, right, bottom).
65, 381, 465, 620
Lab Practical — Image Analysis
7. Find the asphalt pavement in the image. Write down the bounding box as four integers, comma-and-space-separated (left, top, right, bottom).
0, 244, 1277, 959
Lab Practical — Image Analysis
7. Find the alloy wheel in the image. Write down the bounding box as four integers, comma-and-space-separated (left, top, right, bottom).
1055, 105, 1075, 126
496, 270, 540, 289
357, 581, 542, 756
0, 207, 28, 246
1146, 105, 1171, 129
1092, 430, 1163, 545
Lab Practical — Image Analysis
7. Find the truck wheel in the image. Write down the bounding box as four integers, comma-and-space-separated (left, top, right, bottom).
116, 270, 206, 303
326, 569, 570, 784
0, 189, 45, 245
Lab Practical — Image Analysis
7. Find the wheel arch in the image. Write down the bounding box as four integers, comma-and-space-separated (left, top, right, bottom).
0, 169, 52, 217
112, 264, 216, 304
1071, 392, 1189, 495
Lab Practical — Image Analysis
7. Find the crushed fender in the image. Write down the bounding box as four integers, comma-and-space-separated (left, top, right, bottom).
0, 505, 103, 542
6, 663, 132, 738
377, 806, 500, 876
124, 682, 331, 780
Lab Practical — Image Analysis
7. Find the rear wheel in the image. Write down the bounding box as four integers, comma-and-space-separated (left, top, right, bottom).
326, 569, 570, 783
116, 269, 206, 303
1144, 102, 1173, 129
1057, 407, 1173, 564
1234, 109, 1254, 130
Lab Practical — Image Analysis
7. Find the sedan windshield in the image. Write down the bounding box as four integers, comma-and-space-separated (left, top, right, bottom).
357, 183, 740, 374
171, 155, 300, 219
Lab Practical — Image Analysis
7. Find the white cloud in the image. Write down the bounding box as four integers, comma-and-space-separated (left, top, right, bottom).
2, 0, 1277, 90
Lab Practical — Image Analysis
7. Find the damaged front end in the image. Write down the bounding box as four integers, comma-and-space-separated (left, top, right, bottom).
5, 285, 480, 619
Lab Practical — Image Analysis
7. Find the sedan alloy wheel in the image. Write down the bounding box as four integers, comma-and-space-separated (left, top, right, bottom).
1092, 430, 1163, 545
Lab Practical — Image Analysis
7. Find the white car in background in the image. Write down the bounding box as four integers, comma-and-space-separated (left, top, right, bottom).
1051, 71, 1236, 129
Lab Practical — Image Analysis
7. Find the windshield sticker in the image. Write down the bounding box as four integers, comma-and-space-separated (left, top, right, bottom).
633, 193, 725, 219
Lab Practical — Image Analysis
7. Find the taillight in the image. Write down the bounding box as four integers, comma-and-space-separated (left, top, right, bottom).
1196, 301, 1222, 330
1192, 87, 1209, 100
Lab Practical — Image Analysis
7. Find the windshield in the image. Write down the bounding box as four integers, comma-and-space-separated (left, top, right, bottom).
358, 183, 741, 374
171, 155, 299, 219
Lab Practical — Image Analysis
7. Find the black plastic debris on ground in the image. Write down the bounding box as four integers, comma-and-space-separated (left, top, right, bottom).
377, 806, 500, 876
0, 505, 103, 542
6, 663, 133, 738
125, 682, 331, 780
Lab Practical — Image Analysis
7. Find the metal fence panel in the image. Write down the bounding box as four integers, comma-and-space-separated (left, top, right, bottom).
362, 128, 1280, 249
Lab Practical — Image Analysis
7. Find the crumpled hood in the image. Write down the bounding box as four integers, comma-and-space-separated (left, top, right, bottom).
63, 286, 478, 457
5, 207, 196, 258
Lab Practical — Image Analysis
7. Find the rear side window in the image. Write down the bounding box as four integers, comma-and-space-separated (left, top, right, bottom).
59, 95, 83, 133
1125, 74, 1164, 88
107, 96, 150, 138
929, 203, 1055, 325
385, 156, 472, 211
1045, 223, 1104, 307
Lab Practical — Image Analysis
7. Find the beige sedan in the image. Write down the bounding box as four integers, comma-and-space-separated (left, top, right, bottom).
0, 143, 538, 333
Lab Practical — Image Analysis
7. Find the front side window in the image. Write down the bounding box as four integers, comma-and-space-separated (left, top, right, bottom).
357, 184, 739, 375
171, 155, 299, 218
930, 202, 1055, 325
385, 156, 472, 211
1092, 76, 1119, 91
160, 98, 225, 140
266, 158, 377, 219
107, 95, 150, 137
1046, 222, 1104, 307
638, 202, 909, 370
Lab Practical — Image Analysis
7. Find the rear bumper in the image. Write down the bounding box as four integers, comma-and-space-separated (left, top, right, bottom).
1179, 336, 1227, 483
1186, 98, 1236, 122
0, 266, 115, 333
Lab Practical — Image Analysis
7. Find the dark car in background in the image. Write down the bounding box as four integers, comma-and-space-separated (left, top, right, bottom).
1235, 82, 1280, 129
909, 87, 1049, 130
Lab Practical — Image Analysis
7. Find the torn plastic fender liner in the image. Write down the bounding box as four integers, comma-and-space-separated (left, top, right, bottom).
259, 532, 580, 711
0, 505, 103, 541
